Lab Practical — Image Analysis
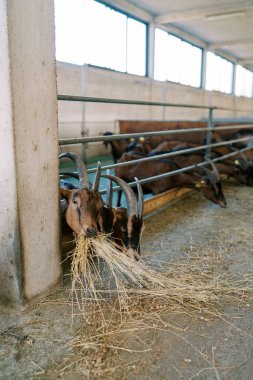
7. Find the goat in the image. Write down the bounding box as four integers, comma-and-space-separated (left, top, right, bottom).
59, 152, 104, 238
103, 131, 132, 163
149, 140, 199, 155
98, 173, 143, 260
149, 140, 253, 186
103, 132, 152, 162
115, 151, 226, 208
59, 153, 144, 259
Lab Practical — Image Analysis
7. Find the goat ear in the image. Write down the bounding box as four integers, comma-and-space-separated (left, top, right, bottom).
59, 187, 71, 200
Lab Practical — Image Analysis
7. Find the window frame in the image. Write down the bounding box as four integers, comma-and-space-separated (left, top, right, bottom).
154, 27, 203, 88
234, 64, 253, 98
205, 51, 234, 95
83, 0, 149, 77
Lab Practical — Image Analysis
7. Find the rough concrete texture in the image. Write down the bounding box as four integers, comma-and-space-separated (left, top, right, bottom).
0, 0, 61, 305
1, 181, 253, 379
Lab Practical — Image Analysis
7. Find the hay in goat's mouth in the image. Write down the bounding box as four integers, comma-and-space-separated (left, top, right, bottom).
71, 233, 166, 310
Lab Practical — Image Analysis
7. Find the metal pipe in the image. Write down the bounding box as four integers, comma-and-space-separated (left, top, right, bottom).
59, 124, 253, 145
97, 145, 253, 194
57, 94, 253, 113
205, 108, 213, 160
58, 94, 217, 110
59, 136, 252, 174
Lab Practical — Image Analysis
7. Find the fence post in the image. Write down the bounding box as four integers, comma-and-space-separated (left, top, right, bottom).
205, 108, 214, 160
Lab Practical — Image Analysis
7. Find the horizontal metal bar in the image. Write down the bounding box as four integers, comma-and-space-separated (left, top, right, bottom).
59, 136, 252, 175
81, 136, 252, 173
61, 145, 253, 194
58, 94, 217, 110
98, 145, 253, 194
214, 124, 253, 132
57, 94, 253, 113
59, 124, 253, 145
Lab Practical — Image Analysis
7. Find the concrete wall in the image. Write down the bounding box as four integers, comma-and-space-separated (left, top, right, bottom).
57, 62, 253, 159
0, 0, 61, 307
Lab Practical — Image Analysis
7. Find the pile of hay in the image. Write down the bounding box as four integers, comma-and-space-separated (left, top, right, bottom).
70, 233, 253, 316
53, 235, 253, 377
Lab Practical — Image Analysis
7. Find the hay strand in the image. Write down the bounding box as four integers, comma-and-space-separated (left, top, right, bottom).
70, 233, 253, 316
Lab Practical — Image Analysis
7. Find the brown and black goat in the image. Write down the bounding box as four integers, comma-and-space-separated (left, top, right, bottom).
103, 132, 131, 163
59, 153, 144, 259
59, 152, 103, 238
98, 173, 143, 260
115, 151, 226, 208
149, 140, 253, 187
103, 132, 151, 162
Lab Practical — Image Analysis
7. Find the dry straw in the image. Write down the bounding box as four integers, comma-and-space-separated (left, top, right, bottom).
70, 233, 253, 316
71, 233, 167, 313
56, 234, 253, 377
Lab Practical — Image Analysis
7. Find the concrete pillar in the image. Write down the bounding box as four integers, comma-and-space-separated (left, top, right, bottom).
201, 48, 207, 90
147, 22, 155, 79
232, 63, 237, 95
0, 0, 61, 308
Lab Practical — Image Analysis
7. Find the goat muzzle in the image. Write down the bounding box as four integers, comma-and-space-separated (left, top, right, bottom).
85, 227, 98, 238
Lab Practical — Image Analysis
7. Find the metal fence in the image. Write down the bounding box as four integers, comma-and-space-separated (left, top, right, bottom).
58, 94, 253, 193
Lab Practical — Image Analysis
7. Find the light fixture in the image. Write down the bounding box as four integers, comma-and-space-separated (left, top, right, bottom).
205, 10, 245, 21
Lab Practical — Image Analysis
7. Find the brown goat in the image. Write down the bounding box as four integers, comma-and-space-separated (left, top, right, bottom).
116, 152, 226, 208
148, 140, 253, 186
59, 153, 144, 259
59, 153, 103, 237
99, 173, 143, 259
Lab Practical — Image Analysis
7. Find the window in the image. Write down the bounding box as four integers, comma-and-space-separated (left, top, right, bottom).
205, 52, 233, 94
154, 28, 202, 88
235, 65, 253, 98
54, 0, 147, 76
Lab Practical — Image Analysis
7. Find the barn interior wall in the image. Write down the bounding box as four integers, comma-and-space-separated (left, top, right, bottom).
57, 62, 253, 158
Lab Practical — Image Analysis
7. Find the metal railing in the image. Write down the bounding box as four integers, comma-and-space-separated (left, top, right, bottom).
58, 94, 253, 194
57, 94, 253, 113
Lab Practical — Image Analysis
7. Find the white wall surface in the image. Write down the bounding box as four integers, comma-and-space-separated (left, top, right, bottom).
57, 62, 253, 159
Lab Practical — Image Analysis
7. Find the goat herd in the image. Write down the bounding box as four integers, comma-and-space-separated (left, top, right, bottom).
59, 127, 253, 260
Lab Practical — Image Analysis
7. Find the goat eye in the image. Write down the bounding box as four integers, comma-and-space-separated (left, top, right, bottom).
73, 199, 78, 204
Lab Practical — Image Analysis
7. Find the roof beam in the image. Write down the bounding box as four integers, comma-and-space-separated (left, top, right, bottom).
155, 1, 253, 24
237, 57, 253, 64
209, 38, 253, 48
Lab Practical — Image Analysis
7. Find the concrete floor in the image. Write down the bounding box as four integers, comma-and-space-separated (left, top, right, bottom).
1, 181, 253, 379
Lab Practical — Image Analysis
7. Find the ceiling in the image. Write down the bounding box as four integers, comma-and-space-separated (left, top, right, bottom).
126, 0, 253, 71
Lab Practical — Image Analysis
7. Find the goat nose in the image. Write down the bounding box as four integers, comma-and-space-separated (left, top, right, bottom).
86, 227, 97, 238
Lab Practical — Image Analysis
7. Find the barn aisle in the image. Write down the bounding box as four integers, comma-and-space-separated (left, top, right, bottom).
131, 181, 253, 379
1, 182, 253, 379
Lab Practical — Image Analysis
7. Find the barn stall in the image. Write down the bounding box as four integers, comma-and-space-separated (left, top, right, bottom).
1, 0, 253, 378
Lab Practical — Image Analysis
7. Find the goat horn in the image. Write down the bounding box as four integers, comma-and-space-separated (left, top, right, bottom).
59, 152, 89, 189
236, 157, 248, 170
92, 161, 101, 191
135, 177, 144, 218
106, 170, 113, 208
207, 160, 220, 180
59, 171, 79, 180
238, 152, 250, 170
101, 174, 137, 216
231, 146, 251, 170
194, 164, 209, 175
